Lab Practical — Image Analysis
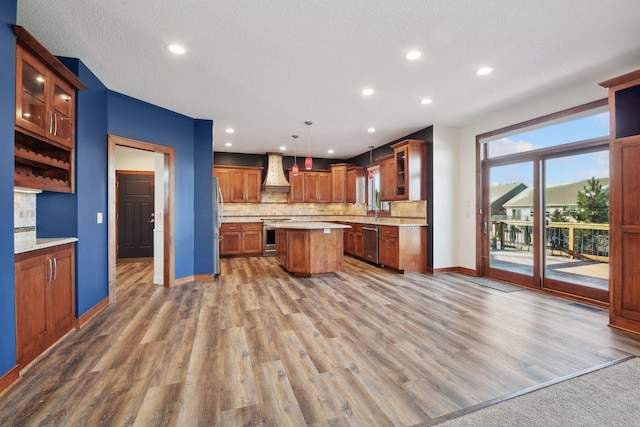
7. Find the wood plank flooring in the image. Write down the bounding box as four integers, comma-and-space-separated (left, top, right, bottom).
2, 256, 640, 426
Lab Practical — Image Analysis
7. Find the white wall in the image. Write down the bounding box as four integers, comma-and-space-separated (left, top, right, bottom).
115, 145, 155, 171
431, 125, 460, 269
446, 60, 640, 271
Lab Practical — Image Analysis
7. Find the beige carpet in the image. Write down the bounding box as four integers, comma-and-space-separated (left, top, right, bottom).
435, 357, 640, 426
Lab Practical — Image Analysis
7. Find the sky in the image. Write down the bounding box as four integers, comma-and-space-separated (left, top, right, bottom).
487, 111, 610, 186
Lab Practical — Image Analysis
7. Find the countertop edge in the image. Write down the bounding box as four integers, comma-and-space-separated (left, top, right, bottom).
15, 237, 78, 254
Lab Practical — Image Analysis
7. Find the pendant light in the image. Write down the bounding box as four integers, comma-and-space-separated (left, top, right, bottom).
304, 121, 313, 170
368, 145, 375, 179
291, 135, 299, 176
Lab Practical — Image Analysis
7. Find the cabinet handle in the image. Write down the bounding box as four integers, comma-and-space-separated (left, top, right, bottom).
49, 112, 53, 134
53, 257, 57, 281
48, 259, 53, 282
53, 113, 58, 135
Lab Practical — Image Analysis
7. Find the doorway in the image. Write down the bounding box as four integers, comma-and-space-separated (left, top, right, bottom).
108, 135, 176, 303
478, 101, 611, 305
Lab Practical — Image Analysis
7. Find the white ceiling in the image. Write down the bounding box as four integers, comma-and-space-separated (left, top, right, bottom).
17, 0, 640, 159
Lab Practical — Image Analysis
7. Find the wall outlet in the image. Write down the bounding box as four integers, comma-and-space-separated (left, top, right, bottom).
97, 212, 103, 224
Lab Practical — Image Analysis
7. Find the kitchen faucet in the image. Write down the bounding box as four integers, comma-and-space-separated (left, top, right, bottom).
367, 204, 379, 219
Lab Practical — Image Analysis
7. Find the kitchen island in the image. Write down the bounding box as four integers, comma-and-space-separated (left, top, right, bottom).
267, 221, 350, 276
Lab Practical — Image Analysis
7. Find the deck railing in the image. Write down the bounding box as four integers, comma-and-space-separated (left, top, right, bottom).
490, 220, 609, 262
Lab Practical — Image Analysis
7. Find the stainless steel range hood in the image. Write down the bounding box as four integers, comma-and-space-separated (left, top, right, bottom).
262, 152, 290, 192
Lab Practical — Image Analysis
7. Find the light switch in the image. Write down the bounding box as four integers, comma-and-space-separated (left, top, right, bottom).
97, 212, 103, 224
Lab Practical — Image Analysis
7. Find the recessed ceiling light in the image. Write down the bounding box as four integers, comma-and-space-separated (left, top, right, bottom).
367, 128, 376, 133
476, 67, 493, 76
328, 149, 334, 154
280, 146, 286, 151
406, 51, 421, 60
362, 88, 374, 96
167, 44, 186, 55
420, 98, 433, 105
225, 128, 234, 134
225, 142, 232, 147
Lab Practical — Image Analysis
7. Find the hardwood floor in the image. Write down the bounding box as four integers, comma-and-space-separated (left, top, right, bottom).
2, 256, 640, 426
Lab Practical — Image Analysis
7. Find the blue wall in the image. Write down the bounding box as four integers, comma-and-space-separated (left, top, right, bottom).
107, 91, 213, 279
193, 119, 214, 275
0, 0, 17, 377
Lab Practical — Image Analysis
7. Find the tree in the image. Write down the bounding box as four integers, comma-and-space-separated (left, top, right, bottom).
571, 177, 609, 223
549, 208, 565, 223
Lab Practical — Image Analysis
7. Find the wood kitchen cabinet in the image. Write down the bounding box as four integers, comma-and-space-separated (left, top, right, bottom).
600, 69, 640, 333
392, 139, 427, 201
288, 170, 331, 203
213, 166, 263, 203
331, 164, 366, 204
219, 222, 263, 256
15, 243, 75, 368
379, 155, 396, 201
13, 26, 85, 193
378, 225, 426, 273
344, 222, 363, 257
346, 166, 366, 204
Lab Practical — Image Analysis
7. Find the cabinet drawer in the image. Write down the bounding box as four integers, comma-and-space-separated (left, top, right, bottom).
242, 222, 262, 231
221, 223, 241, 232
350, 223, 362, 233
379, 225, 399, 238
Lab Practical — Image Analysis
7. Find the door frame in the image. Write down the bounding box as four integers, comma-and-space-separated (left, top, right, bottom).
108, 135, 176, 302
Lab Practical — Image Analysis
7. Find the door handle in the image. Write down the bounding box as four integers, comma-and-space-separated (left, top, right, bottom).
53, 257, 57, 281
48, 259, 53, 282
53, 113, 58, 135
49, 112, 53, 134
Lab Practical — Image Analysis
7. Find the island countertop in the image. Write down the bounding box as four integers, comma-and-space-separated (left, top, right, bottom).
264, 221, 351, 230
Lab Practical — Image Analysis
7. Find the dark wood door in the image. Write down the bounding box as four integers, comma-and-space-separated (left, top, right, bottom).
118, 173, 154, 258
49, 247, 74, 341
15, 254, 49, 365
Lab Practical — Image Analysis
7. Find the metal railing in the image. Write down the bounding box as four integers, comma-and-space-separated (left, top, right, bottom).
490, 220, 609, 262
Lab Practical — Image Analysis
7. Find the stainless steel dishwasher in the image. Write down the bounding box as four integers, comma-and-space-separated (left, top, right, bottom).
362, 224, 379, 264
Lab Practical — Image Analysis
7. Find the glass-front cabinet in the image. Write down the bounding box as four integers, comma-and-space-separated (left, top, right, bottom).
13, 26, 85, 193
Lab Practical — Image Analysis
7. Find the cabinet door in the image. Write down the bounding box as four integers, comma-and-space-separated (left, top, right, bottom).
244, 169, 262, 203
15, 254, 49, 364
379, 157, 395, 201
15, 46, 50, 138
331, 166, 347, 202
394, 146, 408, 200
289, 172, 305, 203
229, 169, 247, 202
304, 173, 318, 202
242, 231, 262, 254
50, 78, 75, 148
276, 229, 288, 265
379, 236, 399, 269
220, 231, 242, 255
317, 173, 332, 203
214, 168, 231, 203
354, 232, 364, 258
49, 247, 75, 341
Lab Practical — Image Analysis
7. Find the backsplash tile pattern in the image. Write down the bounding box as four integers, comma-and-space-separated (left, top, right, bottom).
14, 191, 36, 245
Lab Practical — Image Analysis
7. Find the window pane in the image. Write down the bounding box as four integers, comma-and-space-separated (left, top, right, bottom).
486, 111, 609, 158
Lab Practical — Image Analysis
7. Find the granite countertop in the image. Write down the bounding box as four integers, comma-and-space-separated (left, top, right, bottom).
15, 237, 78, 254
264, 221, 351, 230
222, 216, 427, 226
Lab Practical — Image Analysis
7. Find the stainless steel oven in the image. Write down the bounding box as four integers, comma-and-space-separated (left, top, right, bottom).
262, 218, 291, 256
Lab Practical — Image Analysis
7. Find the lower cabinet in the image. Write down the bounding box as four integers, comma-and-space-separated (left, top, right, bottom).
344, 223, 363, 258
220, 222, 263, 256
379, 225, 426, 273
15, 243, 75, 368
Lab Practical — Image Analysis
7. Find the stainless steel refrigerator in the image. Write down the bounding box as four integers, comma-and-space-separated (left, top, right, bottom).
213, 177, 224, 275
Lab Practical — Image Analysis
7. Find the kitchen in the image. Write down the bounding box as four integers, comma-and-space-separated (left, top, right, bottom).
214, 139, 430, 276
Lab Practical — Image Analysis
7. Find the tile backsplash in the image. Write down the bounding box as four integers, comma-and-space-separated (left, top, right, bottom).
14, 191, 36, 245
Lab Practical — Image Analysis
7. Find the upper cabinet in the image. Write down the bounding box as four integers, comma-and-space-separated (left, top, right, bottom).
213, 165, 263, 203
392, 139, 426, 201
288, 170, 331, 203
13, 26, 86, 193
331, 164, 366, 204
378, 139, 426, 202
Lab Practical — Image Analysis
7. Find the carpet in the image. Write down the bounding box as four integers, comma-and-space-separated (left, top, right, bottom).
465, 277, 523, 292
434, 357, 640, 426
